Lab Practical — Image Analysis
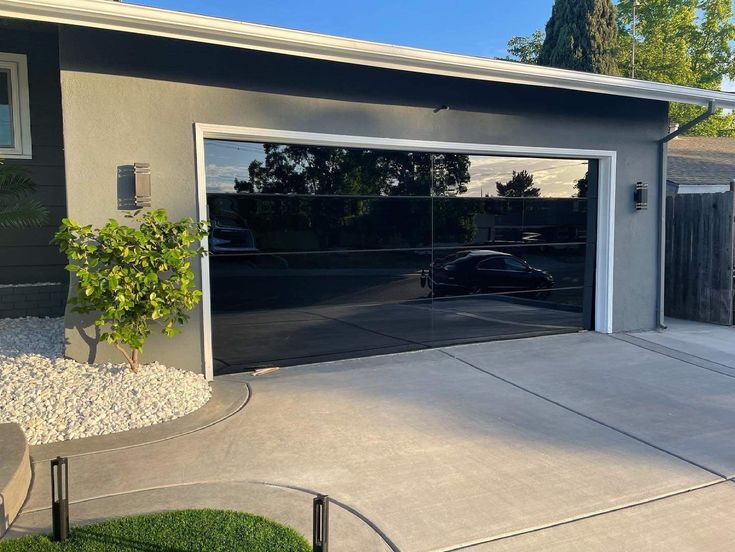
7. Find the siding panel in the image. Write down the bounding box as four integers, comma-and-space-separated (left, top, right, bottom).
0, 21, 66, 285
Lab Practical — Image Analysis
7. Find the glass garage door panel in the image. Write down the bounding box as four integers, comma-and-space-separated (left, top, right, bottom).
205, 139, 593, 373
208, 194, 432, 253
210, 251, 433, 372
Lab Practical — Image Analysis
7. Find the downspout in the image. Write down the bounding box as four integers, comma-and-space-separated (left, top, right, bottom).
656, 100, 717, 329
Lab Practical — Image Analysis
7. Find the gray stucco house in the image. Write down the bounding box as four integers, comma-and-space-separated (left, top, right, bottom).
2, 0, 734, 379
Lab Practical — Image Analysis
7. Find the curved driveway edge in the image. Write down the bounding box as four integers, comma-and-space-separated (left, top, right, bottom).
29, 379, 249, 462
6, 480, 391, 551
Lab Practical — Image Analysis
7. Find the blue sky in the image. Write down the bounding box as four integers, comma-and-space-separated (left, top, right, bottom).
133, 0, 553, 59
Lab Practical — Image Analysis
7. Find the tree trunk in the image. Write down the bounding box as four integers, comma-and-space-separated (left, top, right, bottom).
131, 349, 140, 373
115, 343, 141, 373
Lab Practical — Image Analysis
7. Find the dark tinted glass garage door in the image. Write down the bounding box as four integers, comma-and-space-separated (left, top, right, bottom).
205, 140, 596, 374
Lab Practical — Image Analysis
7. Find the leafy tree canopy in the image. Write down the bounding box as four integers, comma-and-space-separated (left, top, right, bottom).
506, 30, 545, 64
234, 145, 471, 197
496, 170, 541, 197
617, 0, 735, 135
507, 0, 735, 136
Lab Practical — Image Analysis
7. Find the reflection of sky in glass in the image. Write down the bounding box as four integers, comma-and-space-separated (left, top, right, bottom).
205, 140, 588, 198
0, 71, 11, 147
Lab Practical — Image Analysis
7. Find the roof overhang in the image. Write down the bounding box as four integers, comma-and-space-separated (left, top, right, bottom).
3, 0, 735, 109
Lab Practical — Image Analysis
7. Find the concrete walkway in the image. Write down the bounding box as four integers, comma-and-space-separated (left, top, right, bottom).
8, 323, 735, 550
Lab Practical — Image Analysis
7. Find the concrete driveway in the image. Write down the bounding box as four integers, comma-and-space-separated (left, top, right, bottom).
10, 320, 735, 550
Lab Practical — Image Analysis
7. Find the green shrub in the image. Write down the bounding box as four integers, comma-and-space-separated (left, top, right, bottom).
54, 209, 209, 372
0, 162, 48, 228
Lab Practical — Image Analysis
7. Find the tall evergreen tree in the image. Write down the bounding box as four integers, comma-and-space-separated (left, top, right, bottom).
538, 0, 619, 75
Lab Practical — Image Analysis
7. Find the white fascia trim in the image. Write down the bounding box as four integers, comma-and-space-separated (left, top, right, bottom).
2, 0, 735, 109
194, 124, 617, 376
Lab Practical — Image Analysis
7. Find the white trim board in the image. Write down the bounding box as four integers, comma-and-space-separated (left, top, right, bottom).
1, 0, 735, 109
0, 52, 32, 158
194, 124, 616, 378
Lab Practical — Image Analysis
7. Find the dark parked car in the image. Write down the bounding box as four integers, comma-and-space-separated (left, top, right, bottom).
208, 212, 257, 254
421, 250, 553, 297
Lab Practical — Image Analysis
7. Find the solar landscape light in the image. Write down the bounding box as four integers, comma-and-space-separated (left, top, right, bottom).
313, 494, 329, 552
51, 456, 69, 542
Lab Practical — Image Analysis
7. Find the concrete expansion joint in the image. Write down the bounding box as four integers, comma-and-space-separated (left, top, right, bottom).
438, 478, 733, 551
612, 333, 735, 380
438, 348, 728, 479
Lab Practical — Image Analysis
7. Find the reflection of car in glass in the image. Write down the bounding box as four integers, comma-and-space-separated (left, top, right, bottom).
208, 211, 258, 254
421, 250, 553, 297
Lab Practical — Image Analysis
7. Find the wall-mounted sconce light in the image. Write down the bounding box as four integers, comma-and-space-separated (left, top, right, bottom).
134, 163, 151, 208
634, 181, 648, 210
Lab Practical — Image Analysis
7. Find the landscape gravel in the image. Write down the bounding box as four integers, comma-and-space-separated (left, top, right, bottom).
0, 317, 211, 445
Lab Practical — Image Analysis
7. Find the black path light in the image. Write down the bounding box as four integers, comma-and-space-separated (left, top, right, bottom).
313, 494, 329, 552
50, 456, 69, 542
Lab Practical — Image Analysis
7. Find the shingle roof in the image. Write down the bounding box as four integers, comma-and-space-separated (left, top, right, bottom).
668, 137, 735, 186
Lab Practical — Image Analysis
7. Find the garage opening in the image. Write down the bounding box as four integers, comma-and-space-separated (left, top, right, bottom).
204, 139, 597, 374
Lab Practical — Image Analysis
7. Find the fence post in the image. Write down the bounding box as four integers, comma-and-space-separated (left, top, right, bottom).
312, 494, 329, 552
51, 456, 69, 542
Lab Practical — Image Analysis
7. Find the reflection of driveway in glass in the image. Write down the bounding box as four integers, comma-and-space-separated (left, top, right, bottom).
212, 295, 582, 374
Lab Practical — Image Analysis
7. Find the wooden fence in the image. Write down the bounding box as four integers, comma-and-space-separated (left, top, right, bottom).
665, 191, 735, 325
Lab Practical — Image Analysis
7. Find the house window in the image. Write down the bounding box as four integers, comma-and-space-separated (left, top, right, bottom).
0, 53, 31, 158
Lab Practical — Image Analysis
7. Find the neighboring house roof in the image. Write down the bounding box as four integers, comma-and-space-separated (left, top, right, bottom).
668, 137, 735, 187
2, 0, 735, 109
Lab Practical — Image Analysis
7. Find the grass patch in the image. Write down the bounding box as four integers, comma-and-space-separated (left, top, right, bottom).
0, 509, 310, 551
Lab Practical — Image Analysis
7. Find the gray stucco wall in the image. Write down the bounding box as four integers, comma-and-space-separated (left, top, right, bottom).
57, 27, 668, 375
0, 21, 67, 293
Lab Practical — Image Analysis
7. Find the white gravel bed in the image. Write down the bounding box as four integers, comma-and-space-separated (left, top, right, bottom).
0, 317, 211, 445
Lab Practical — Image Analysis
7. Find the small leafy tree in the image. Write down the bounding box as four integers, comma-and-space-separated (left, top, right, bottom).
54, 209, 209, 373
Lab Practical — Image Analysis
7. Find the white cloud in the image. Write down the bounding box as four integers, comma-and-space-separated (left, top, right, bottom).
206, 163, 252, 193
465, 156, 588, 197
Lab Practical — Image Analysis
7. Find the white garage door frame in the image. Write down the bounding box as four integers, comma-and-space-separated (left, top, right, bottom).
194, 123, 616, 381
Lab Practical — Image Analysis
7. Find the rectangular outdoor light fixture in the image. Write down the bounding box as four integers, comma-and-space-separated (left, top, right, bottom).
634, 181, 648, 210
134, 162, 151, 208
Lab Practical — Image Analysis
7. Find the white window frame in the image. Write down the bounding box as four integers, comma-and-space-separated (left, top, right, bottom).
0, 53, 32, 159
194, 123, 616, 381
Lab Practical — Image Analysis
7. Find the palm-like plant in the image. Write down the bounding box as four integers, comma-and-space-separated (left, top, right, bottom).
0, 162, 48, 228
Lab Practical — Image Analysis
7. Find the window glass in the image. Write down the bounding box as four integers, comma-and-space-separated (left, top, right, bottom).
207, 193, 432, 253
205, 141, 439, 196
504, 258, 528, 271
478, 257, 505, 269
0, 70, 12, 148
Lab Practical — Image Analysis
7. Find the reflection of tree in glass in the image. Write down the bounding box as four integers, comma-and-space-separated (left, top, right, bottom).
575, 172, 588, 198
495, 170, 540, 197
233, 144, 470, 196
